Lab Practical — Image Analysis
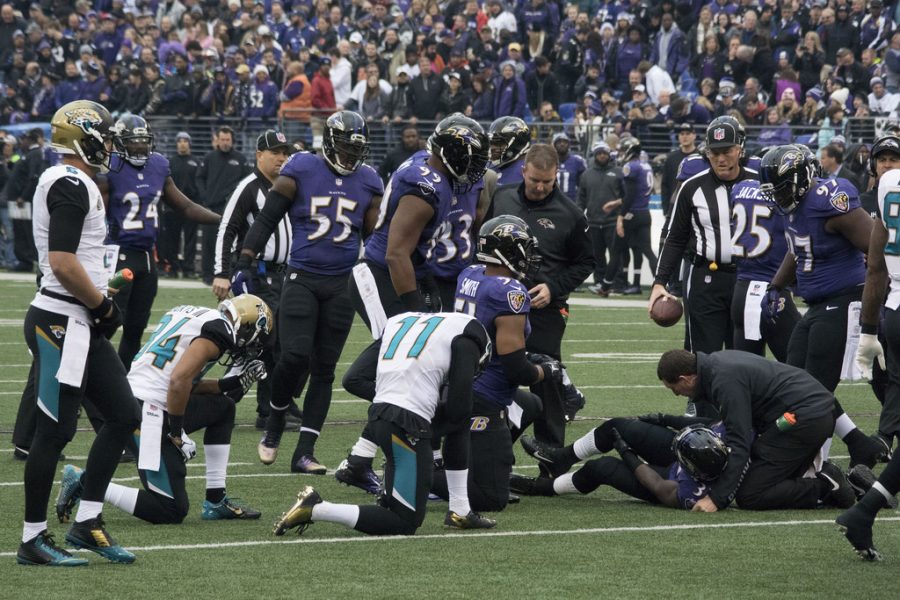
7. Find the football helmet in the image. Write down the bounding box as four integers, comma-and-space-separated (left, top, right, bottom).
476, 215, 540, 280
705, 115, 746, 152
759, 144, 816, 215
113, 114, 153, 167
617, 137, 641, 166
868, 134, 900, 177
427, 113, 490, 192
322, 110, 370, 175
672, 424, 730, 482
218, 294, 273, 363
50, 100, 116, 171
488, 116, 531, 168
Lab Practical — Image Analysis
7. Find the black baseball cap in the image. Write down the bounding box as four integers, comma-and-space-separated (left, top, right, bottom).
706, 120, 743, 149
257, 129, 292, 151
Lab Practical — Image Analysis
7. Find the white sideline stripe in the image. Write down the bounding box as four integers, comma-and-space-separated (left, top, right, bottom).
2, 517, 897, 557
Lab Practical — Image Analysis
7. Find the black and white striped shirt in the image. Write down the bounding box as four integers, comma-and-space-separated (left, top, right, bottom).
214, 169, 292, 277
654, 166, 757, 284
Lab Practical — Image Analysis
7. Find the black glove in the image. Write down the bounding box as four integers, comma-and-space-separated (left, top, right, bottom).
637, 413, 666, 427
612, 427, 645, 472
89, 297, 122, 339
539, 359, 563, 384
219, 359, 267, 401
527, 352, 557, 365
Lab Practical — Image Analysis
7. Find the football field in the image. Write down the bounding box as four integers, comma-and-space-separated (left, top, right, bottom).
0, 274, 895, 599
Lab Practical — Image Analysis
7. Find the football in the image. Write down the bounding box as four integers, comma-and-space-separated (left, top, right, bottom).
650, 296, 683, 327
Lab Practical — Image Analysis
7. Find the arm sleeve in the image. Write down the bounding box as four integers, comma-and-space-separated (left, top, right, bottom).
214, 179, 256, 278
47, 176, 91, 253
242, 187, 293, 256
499, 348, 541, 386
654, 181, 695, 284
444, 335, 481, 426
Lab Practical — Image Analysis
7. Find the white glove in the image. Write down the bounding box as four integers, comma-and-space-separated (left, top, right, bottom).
169, 430, 197, 463
855, 333, 886, 380
240, 359, 268, 389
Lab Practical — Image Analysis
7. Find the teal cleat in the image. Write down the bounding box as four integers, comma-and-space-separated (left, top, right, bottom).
201, 496, 262, 520
17, 531, 88, 567
65, 516, 135, 564
55, 464, 84, 523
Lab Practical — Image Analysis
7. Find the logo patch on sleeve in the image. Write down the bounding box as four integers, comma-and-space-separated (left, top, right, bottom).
830, 191, 850, 213
507, 290, 526, 313
417, 182, 435, 196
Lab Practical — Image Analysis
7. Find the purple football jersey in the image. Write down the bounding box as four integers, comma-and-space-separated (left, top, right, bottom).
430, 179, 483, 280
280, 152, 383, 275
495, 158, 525, 187
557, 153, 586, 198
786, 177, 866, 302
455, 264, 531, 408
621, 159, 652, 212
105, 152, 169, 251
730, 179, 789, 282
364, 151, 455, 279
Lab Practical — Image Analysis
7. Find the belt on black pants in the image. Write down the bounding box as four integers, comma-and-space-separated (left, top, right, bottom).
690, 255, 736, 273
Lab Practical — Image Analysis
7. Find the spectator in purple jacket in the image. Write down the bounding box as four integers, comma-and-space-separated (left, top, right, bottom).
246, 64, 279, 118
614, 25, 648, 94
494, 60, 528, 119
54, 61, 83, 109
94, 13, 122, 66
80, 61, 106, 102
757, 106, 793, 146
650, 13, 688, 81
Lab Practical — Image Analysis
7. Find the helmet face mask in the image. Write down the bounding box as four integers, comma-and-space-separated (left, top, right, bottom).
113, 115, 154, 168
672, 424, 730, 482
427, 114, 489, 193
323, 111, 370, 175
759, 144, 813, 215
217, 294, 273, 367
488, 116, 531, 169
476, 215, 541, 280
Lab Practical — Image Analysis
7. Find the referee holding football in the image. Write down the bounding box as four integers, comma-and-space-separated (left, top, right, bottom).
649, 117, 757, 416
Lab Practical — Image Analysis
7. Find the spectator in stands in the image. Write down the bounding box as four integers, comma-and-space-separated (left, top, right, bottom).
30, 73, 57, 121
439, 71, 471, 116
574, 63, 603, 103
614, 25, 648, 94
650, 12, 688, 81
835, 47, 870, 98
525, 56, 561, 117
231, 63, 252, 117
775, 87, 802, 126
638, 60, 674, 106
669, 93, 711, 125
820, 142, 861, 190
160, 52, 193, 115
771, 1, 801, 60
470, 72, 495, 121
686, 5, 716, 57
486, 0, 517, 40
247, 65, 278, 119
758, 106, 793, 146
378, 124, 421, 183
494, 60, 528, 120
885, 31, 900, 92
822, 4, 859, 65
794, 31, 826, 94
55, 61, 83, 109
859, 0, 892, 52
690, 33, 727, 85
558, 26, 588, 103
869, 76, 900, 115
408, 54, 445, 122
800, 87, 826, 126
737, 77, 767, 124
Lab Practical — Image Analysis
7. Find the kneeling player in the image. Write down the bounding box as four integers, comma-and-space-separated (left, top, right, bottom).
273, 311, 493, 536
55, 295, 272, 524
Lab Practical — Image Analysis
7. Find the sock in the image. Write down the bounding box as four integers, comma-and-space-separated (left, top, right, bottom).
205, 444, 230, 491
552, 473, 579, 495
633, 274, 642, 287
22, 521, 47, 543
445, 469, 471, 515
74, 500, 103, 523
298, 429, 319, 455
877, 453, 900, 495
349, 436, 378, 466
311, 501, 360, 528
835, 414, 856, 439
206, 487, 226, 504
104, 483, 139, 515
574, 430, 600, 460
819, 438, 833, 463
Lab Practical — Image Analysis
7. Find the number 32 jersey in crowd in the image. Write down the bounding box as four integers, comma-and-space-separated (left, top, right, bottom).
279, 152, 384, 275
128, 305, 236, 410
105, 152, 170, 251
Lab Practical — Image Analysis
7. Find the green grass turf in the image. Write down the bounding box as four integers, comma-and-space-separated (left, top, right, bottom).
0, 279, 896, 598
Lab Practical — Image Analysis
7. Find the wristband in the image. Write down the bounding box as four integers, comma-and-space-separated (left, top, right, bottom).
400, 290, 427, 312
218, 375, 243, 394
88, 297, 113, 320
168, 414, 184, 435
861, 324, 877, 335
618, 449, 645, 473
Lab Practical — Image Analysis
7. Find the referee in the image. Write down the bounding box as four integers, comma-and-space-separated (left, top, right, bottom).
650, 116, 757, 360
489, 143, 594, 447
213, 130, 294, 428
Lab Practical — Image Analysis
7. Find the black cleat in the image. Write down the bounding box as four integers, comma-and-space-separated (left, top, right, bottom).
334, 458, 383, 495
17, 531, 88, 567
847, 465, 900, 508
444, 510, 497, 529
817, 461, 856, 509
65, 516, 135, 564
291, 455, 328, 475
520, 436, 572, 478
509, 473, 555, 496
836, 505, 882, 561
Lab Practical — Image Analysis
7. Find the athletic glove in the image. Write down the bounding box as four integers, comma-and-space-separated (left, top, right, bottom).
637, 413, 666, 427
89, 297, 123, 339
760, 284, 785, 325
526, 352, 557, 365
230, 254, 258, 296
856, 333, 886, 381
539, 359, 563, 384
612, 427, 645, 472
219, 359, 267, 401
168, 430, 197, 463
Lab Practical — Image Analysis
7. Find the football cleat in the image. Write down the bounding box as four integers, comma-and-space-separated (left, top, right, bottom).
847, 465, 900, 508
55, 464, 84, 523
291, 455, 328, 475
836, 505, 883, 561
65, 515, 135, 564
444, 510, 497, 530
509, 473, 554, 496
273, 486, 322, 536
201, 496, 262, 520
17, 531, 88, 567
335, 458, 383, 495
817, 461, 856, 509
258, 429, 284, 465
520, 436, 572, 478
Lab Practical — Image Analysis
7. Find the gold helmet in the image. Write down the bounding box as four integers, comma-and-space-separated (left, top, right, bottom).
50, 100, 116, 171
218, 294, 273, 354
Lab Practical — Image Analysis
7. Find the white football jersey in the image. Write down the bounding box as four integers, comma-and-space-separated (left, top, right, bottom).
877, 170, 900, 310
373, 311, 481, 421
128, 305, 236, 410
31, 164, 109, 320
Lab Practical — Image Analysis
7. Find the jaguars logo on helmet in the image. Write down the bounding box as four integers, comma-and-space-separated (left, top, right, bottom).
218, 294, 273, 364
322, 110, 370, 175
488, 116, 531, 169
113, 114, 154, 167
427, 113, 489, 192
476, 215, 541, 280
672, 424, 730, 482
759, 144, 816, 214
51, 100, 116, 171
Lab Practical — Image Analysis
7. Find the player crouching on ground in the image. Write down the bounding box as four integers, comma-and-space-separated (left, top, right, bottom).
56, 295, 272, 525
273, 311, 493, 536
